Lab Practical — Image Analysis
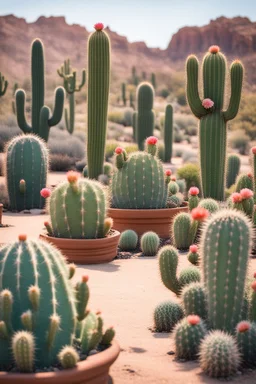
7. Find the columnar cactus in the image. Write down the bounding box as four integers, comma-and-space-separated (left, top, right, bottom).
57, 59, 86, 134
0, 72, 8, 97
187, 244, 200, 266
16, 39, 64, 142
12, 82, 19, 115
181, 283, 207, 319
251, 147, 256, 201
6, 134, 48, 211
87, 23, 110, 179
186, 46, 243, 200
201, 210, 252, 333
188, 187, 199, 211
121, 83, 126, 106
235, 173, 253, 192
226, 154, 241, 188
45, 171, 112, 239
236, 321, 256, 367
136, 82, 155, 150
154, 301, 184, 332
111, 137, 168, 209
163, 104, 173, 162
151, 72, 156, 89
132, 111, 137, 141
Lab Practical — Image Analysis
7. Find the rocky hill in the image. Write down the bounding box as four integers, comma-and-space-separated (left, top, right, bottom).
0, 14, 256, 87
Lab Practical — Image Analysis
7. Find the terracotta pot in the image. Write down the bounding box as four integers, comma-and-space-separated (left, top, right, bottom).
39, 230, 120, 264
108, 203, 188, 238
0, 340, 120, 384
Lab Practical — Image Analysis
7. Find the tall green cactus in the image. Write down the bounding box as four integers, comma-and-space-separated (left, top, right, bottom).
6, 134, 48, 211
121, 83, 126, 106
132, 111, 137, 141
136, 82, 155, 150
151, 72, 156, 89
0, 72, 8, 97
226, 154, 241, 188
12, 82, 19, 115
186, 46, 243, 201
251, 147, 256, 202
57, 59, 86, 134
16, 39, 64, 142
87, 23, 110, 179
201, 209, 252, 333
163, 104, 173, 162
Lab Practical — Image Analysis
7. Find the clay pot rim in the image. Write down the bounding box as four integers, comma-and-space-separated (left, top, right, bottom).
109, 202, 188, 213
40, 229, 120, 244
0, 340, 120, 382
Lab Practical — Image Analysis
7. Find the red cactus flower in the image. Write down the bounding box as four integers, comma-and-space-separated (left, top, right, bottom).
187, 315, 200, 326
67, 171, 80, 184
146, 136, 158, 145
254, 272, 256, 278
202, 98, 214, 109
44, 221, 49, 226
237, 321, 251, 333
94, 22, 104, 31
251, 281, 256, 291
189, 244, 198, 253
171, 176, 176, 181
248, 172, 253, 179
191, 207, 209, 221
20, 179, 25, 184
40, 188, 51, 198
231, 192, 242, 203
18, 234, 27, 242
165, 170, 172, 176
189, 187, 199, 196
209, 45, 220, 54
251, 147, 256, 155
240, 188, 253, 200
82, 275, 89, 283
96, 310, 102, 315
115, 147, 123, 155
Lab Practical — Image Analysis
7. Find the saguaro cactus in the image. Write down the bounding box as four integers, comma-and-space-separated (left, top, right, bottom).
186, 46, 243, 200
121, 83, 126, 106
16, 39, 65, 142
163, 104, 173, 163
57, 59, 86, 134
136, 82, 155, 150
0, 72, 8, 97
87, 23, 110, 179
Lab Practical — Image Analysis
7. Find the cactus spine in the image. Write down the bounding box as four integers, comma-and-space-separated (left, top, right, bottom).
136, 82, 155, 150
87, 23, 110, 179
226, 154, 241, 188
16, 39, 64, 142
0, 72, 8, 97
186, 46, 243, 200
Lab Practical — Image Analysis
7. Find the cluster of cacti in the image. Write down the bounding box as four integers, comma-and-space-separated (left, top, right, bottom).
154, 301, 184, 332
186, 45, 243, 201
57, 58, 86, 134
140, 231, 160, 256
87, 23, 110, 179
119, 230, 138, 251
0, 235, 115, 372
163, 104, 173, 162
111, 137, 169, 209
16, 39, 64, 142
6, 134, 48, 211
226, 154, 241, 188
0, 72, 8, 97
43, 171, 112, 239
235, 173, 253, 192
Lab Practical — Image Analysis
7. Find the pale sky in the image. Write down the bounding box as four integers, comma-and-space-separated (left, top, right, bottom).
1, 0, 255, 48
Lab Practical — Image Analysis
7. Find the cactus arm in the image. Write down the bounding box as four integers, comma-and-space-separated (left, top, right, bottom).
186, 55, 207, 118
0, 73, 8, 96
77, 69, 86, 91
15, 89, 32, 133
48, 87, 65, 127
65, 107, 70, 133
223, 61, 243, 121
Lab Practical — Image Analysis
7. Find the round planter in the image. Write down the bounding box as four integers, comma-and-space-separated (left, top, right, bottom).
108, 203, 188, 238
0, 340, 120, 384
39, 230, 120, 264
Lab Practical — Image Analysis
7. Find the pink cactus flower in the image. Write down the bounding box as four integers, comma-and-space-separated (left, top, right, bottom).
189, 187, 199, 196
237, 321, 250, 333
251, 281, 256, 291
248, 172, 253, 179
67, 171, 80, 184
115, 147, 123, 155
191, 207, 209, 221
146, 136, 158, 145
202, 98, 214, 109
94, 22, 104, 31
231, 192, 242, 203
209, 45, 220, 54
187, 315, 200, 326
171, 176, 176, 181
18, 234, 27, 242
240, 188, 253, 200
40, 188, 51, 198
189, 244, 198, 253
251, 147, 256, 155
82, 275, 89, 283
165, 170, 172, 176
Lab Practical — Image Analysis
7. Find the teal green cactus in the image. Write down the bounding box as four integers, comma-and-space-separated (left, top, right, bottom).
188, 187, 200, 210
182, 283, 207, 319
172, 212, 198, 250
154, 301, 184, 332
101, 327, 115, 346
235, 173, 253, 192
187, 245, 200, 266
6, 134, 48, 211
47, 172, 112, 239
129, 91, 135, 109
0, 72, 8, 97
198, 198, 219, 214
168, 181, 179, 196
199, 331, 240, 378
111, 139, 168, 209
176, 179, 186, 194
231, 189, 254, 218
151, 72, 156, 89
136, 82, 155, 150
167, 194, 183, 208
16, 39, 64, 142
186, 46, 243, 201
163, 104, 173, 162
87, 23, 110, 179
80, 312, 103, 354
12, 331, 35, 373
132, 111, 137, 141
58, 345, 79, 369
158, 245, 200, 296
57, 59, 86, 134
12, 82, 19, 114
201, 209, 251, 333
121, 83, 127, 106
174, 315, 207, 360
140, 231, 160, 256
119, 230, 138, 251
236, 321, 256, 367
226, 154, 241, 188
249, 281, 256, 321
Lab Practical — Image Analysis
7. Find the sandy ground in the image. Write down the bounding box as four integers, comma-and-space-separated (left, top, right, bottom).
1, 211, 256, 384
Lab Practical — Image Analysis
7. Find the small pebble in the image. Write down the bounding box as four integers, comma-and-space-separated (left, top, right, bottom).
88, 349, 98, 356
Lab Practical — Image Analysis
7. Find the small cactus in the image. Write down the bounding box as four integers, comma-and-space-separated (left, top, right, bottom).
198, 198, 219, 214
168, 181, 179, 196
12, 331, 35, 373
187, 244, 200, 266
119, 230, 138, 251
58, 346, 80, 369
235, 173, 253, 192
101, 327, 115, 346
188, 187, 199, 211
226, 154, 241, 188
236, 321, 256, 367
181, 283, 207, 319
136, 82, 155, 150
154, 301, 184, 332
140, 231, 160, 256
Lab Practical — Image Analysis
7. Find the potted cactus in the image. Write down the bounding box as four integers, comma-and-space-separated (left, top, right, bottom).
108, 136, 188, 237
39, 171, 120, 264
0, 235, 120, 383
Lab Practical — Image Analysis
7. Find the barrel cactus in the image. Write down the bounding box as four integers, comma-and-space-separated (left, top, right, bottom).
186, 46, 243, 201
6, 134, 48, 211
119, 230, 138, 251
140, 231, 160, 256
235, 173, 253, 192
181, 283, 207, 319
236, 321, 256, 367
136, 82, 155, 150
154, 301, 184, 332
